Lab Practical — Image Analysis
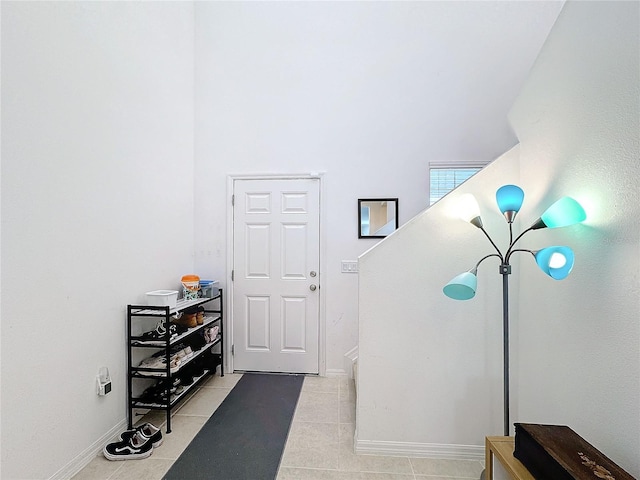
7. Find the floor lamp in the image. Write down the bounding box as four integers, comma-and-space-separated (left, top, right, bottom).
443, 185, 586, 438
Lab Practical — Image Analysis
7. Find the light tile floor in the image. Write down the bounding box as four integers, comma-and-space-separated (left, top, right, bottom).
72, 374, 483, 480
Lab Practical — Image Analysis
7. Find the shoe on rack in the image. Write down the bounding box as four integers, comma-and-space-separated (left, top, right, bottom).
171, 344, 193, 361
170, 316, 191, 336
140, 383, 169, 404
169, 320, 189, 337
133, 320, 178, 345
171, 306, 197, 328
204, 326, 219, 344
138, 356, 165, 370
168, 355, 181, 373
187, 333, 206, 351
182, 345, 194, 360
191, 358, 205, 378
139, 354, 180, 375
178, 368, 194, 386
184, 313, 198, 328
120, 423, 163, 448
196, 306, 205, 325
173, 313, 197, 328
203, 350, 222, 373
165, 347, 190, 370
175, 323, 188, 336
103, 431, 153, 461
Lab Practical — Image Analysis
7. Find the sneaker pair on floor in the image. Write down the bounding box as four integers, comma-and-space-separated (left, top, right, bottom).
103, 423, 162, 461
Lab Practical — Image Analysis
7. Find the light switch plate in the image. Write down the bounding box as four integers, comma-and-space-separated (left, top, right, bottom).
341, 261, 358, 273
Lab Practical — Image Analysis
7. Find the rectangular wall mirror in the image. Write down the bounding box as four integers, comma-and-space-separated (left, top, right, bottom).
358, 198, 398, 238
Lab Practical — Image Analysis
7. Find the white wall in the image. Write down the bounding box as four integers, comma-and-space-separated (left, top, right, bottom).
358, 0, 639, 474
0, 1, 565, 477
358, 150, 519, 456
509, 0, 640, 473
1, 2, 195, 478
193, 0, 562, 374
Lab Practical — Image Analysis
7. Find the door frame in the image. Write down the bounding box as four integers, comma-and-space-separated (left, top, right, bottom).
226, 172, 326, 376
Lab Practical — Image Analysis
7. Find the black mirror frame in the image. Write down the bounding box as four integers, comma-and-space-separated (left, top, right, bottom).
358, 198, 399, 239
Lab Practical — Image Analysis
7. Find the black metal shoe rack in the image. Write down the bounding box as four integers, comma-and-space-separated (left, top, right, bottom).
126, 289, 224, 433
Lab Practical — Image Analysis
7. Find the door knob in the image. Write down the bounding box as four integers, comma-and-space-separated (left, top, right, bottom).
310, 271, 317, 277
309, 284, 317, 291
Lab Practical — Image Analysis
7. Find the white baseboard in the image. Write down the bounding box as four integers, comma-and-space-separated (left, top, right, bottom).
355, 438, 484, 461
48, 418, 127, 480
325, 368, 348, 377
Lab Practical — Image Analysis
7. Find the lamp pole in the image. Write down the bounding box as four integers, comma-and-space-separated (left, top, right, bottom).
476, 253, 514, 437
500, 263, 511, 437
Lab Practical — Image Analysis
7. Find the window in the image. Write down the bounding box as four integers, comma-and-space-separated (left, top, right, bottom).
429, 162, 488, 205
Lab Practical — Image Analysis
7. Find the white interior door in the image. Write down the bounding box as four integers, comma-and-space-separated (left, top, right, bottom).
232, 178, 320, 374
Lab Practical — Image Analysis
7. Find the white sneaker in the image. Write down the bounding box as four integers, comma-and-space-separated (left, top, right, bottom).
139, 355, 180, 375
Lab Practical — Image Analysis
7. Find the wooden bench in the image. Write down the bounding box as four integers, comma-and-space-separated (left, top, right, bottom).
486, 436, 534, 480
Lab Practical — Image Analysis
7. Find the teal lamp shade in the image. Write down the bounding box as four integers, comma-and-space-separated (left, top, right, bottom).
532, 197, 586, 229
496, 185, 525, 220
443, 270, 477, 300
534, 246, 575, 280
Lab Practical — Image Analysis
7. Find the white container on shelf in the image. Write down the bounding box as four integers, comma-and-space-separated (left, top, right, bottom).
146, 290, 178, 308
199, 280, 219, 298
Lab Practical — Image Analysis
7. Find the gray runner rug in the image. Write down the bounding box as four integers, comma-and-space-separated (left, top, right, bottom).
163, 373, 303, 480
